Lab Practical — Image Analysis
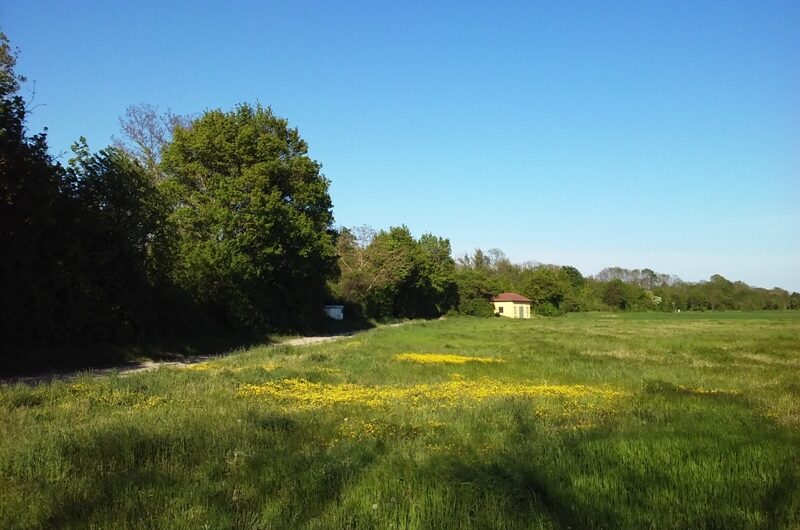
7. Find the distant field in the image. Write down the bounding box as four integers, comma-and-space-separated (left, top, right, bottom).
1, 312, 799, 529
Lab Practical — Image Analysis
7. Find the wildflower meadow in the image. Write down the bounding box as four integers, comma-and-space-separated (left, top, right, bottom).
1, 312, 799, 529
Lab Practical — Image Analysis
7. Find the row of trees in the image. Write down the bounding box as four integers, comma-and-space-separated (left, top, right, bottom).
444, 249, 799, 315
329, 237, 800, 320
1, 34, 337, 371
2, 34, 797, 373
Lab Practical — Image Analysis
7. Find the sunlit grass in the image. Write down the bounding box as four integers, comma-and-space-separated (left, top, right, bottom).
394, 352, 504, 364
1, 312, 799, 529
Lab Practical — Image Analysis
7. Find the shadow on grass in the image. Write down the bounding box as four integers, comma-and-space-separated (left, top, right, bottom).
1, 316, 376, 381
430, 451, 583, 529
643, 379, 752, 404
415, 391, 800, 529
37, 411, 385, 529
314, 315, 376, 337
0, 332, 270, 382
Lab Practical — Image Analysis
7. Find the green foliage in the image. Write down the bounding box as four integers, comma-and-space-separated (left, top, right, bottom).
454, 251, 593, 316
523, 267, 568, 316
1, 35, 175, 361
333, 226, 457, 319
791, 292, 800, 310
70, 140, 174, 281
453, 252, 799, 316
65, 141, 178, 337
161, 103, 337, 331
594, 268, 795, 312
454, 269, 495, 316
418, 233, 459, 313
602, 279, 629, 310
1, 34, 68, 354
363, 226, 420, 317
1, 126, 177, 365
2, 34, 345, 371
561, 265, 585, 289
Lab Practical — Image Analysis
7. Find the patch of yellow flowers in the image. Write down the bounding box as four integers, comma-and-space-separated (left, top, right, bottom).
65, 382, 166, 411
335, 418, 441, 441
186, 363, 214, 372
394, 353, 504, 365
237, 378, 626, 411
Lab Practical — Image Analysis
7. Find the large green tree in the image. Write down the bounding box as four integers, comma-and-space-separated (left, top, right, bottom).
161, 104, 337, 330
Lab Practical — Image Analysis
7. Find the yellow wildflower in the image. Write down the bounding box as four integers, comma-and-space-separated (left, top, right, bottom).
237, 378, 626, 411
394, 353, 504, 365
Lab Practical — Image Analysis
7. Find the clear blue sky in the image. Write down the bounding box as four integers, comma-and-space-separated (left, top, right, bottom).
4, 1, 799, 290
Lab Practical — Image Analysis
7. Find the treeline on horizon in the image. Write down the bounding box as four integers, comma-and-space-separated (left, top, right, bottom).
334, 235, 800, 319
1, 34, 798, 372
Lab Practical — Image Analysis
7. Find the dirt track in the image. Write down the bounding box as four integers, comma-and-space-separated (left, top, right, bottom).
3, 333, 355, 386
2, 321, 417, 386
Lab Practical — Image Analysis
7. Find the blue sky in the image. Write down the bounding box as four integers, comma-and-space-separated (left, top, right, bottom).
3, 1, 799, 290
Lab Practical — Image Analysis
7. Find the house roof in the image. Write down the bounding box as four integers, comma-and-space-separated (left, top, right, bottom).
492, 292, 532, 303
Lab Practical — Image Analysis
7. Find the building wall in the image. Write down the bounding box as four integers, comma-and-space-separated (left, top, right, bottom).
323, 305, 344, 320
492, 301, 531, 319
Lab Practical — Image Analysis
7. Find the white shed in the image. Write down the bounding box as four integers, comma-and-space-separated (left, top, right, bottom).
323, 305, 344, 320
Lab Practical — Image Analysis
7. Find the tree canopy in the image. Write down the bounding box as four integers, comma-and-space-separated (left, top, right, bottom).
161, 103, 338, 330
332, 226, 457, 319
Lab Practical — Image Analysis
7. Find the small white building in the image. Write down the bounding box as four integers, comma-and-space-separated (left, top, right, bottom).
492, 292, 532, 319
323, 305, 344, 320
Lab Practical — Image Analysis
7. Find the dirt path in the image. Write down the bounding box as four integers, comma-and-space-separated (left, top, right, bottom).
281, 334, 353, 347
2, 324, 414, 386
1, 334, 354, 386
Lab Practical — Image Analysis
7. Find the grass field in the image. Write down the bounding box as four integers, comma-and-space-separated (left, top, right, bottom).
1, 312, 799, 529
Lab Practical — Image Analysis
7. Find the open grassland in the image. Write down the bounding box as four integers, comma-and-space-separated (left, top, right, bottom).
1, 312, 799, 529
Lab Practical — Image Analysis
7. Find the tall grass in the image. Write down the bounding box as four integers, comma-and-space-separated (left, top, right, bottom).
1, 312, 799, 529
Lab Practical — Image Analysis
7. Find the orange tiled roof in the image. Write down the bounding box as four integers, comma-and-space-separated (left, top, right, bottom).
492, 292, 532, 303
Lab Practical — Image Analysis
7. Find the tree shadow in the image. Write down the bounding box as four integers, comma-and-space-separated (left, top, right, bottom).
34, 411, 387, 529
1, 331, 271, 382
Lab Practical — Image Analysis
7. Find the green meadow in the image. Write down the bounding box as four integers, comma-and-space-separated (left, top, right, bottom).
2, 312, 799, 529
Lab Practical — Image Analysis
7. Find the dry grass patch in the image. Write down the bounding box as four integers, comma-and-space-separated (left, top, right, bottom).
735, 353, 800, 367
580, 349, 662, 362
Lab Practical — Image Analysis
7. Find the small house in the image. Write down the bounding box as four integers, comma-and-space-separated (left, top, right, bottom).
492, 292, 532, 319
